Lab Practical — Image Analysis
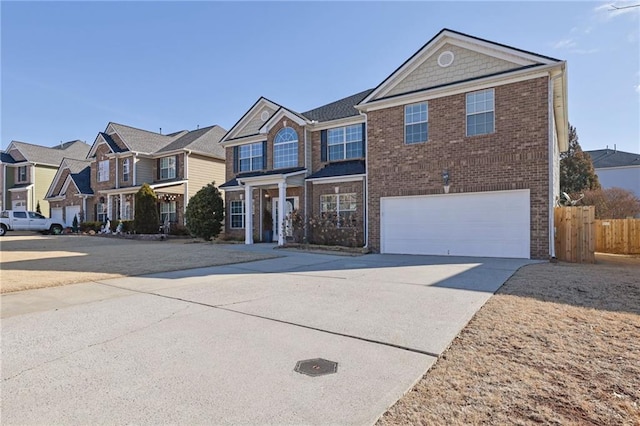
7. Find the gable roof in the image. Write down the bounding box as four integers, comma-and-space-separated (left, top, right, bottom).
156, 125, 227, 159
45, 157, 93, 198
1, 151, 16, 164
586, 149, 640, 168
302, 89, 374, 122
360, 28, 560, 105
6, 140, 90, 166
107, 122, 181, 154
70, 165, 93, 194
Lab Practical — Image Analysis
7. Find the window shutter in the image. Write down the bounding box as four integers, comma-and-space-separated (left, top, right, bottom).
262, 141, 267, 170
174, 155, 180, 179
321, 130, 327, 162
361, 123, 366, 157
157, 159, 161, 180
233, 146, 239, 173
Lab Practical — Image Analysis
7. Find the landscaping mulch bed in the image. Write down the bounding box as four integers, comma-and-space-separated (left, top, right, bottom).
378, 256, 640, 425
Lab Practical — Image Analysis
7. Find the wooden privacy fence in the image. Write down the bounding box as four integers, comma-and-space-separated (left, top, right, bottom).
554, 206, 595, 263
595, 219, 640, 255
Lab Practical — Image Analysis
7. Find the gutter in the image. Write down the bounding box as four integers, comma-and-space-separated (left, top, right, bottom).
360, 111, 369, 250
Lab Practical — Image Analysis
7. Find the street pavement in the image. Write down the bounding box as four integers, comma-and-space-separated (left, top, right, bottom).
1, 245, 534, 425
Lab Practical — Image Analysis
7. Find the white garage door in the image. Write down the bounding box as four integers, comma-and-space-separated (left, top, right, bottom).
380, 190, 530, 258
12, 200, 27, 211
51, 207, 63, 223
65, 205, 81, 227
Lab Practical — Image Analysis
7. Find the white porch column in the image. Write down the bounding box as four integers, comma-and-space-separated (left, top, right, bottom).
107, 195, 112, 221
119, 194, 124, 219
278, 180, 287, 246
244, 184, 253, 244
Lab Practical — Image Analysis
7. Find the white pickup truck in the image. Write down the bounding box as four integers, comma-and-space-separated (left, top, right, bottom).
0, 210, 65, 236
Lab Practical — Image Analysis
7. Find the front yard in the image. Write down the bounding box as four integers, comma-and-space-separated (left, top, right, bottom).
378, 255, 640, 425
0, 234, 278, 293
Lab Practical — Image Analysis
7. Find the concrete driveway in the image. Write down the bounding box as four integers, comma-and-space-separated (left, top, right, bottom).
1, 245, 534, 425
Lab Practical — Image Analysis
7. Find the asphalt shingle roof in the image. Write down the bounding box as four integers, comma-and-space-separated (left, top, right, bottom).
1, 152, 16, 164
108, 123, 179, 154
8, 140, 90, 166
302, 89, 374, 122
586, 149, 640, 168
306, 160, 366, 180
71, 166, 93, 194
157, 125, 227, 159
220, 167, 306, 188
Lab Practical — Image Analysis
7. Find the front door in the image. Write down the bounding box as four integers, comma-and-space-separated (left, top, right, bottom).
273, 197, 298, 241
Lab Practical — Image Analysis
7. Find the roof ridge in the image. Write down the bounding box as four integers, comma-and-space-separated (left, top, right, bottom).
109, 122, 175, 138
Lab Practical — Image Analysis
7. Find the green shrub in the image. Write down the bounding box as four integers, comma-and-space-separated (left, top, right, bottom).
185, 182, 224, 241
293, 211, 364, 248
169, 223, 191, 236
134, 183, 159, 234
80, 221, 102, 233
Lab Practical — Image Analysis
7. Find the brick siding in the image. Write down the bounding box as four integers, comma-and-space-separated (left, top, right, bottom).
366, 77, 550, 259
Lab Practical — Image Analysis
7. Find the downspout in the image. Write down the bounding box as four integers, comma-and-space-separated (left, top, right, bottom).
304, 127, 309, 242
2, 162, 6, 210
31, 162, 36, 211
360, 112, 369, 249
184, 150, 190, 225
548, 72, 562, 260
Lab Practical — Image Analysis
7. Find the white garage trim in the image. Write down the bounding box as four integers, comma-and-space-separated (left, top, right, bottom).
380, 189, 530, 258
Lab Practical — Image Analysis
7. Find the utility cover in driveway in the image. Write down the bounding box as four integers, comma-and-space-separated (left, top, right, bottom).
294, 358, 338, 377
380, 189, 531, 258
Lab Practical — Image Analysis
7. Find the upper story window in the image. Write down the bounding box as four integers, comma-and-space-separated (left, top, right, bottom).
466, 89, 494, 136
405, 102, 428, 144
122, 158, 130, 182
160, 157, 176, 180
238, 142, 264, 172
325, 124, 363, 162
273, 127, 298, 169
17, 166, 28, 182
98, 160, 109, 182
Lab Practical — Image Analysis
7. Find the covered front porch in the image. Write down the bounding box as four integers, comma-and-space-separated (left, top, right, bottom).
222, 168, 306, 246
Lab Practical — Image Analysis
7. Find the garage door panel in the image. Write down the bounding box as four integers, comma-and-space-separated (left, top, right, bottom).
381, 190, 530, 259
51, 207, 63, 223
65, 206, 81, 227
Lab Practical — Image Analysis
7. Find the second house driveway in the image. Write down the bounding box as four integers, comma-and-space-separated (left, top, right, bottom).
2, 246, 534, 425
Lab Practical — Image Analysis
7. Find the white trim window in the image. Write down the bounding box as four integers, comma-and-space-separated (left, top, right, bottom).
239, 143, 263, 172
160, 157, 176, 180
122, 158, 130, 182
98, 160, 109, 182
96, 202, 107, 222
17, 166, 28, 182
466, 88, 495, 136
404, 102, 428, 144
160, 201, 176, 223
122, 200, 132, 220
230, 200, 245, 228
328, 125, 363, 161
273, 127, 298, 169
320, 193, 357, 225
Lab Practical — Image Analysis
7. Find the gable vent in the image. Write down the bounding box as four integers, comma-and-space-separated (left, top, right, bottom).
438, 51, 455, 68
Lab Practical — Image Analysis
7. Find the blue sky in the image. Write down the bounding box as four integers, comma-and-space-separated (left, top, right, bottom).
2, 1, 639, 154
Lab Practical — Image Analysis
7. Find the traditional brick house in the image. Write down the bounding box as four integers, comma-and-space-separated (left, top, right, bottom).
48, 122, 227, 226
220, 29, 568, 260
44, 158, 92, 226
0, 140, 90, 214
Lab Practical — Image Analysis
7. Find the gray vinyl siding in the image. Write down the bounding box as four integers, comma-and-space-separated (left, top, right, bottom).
135, 158, 154, 185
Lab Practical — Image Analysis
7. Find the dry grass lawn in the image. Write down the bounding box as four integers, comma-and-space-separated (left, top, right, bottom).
0, 234, 277, 293
378, 255, 640, 425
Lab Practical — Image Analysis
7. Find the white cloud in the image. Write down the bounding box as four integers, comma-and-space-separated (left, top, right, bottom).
553, 38, 577, 49
636, 84, 640, 94
570, 48, 600, 55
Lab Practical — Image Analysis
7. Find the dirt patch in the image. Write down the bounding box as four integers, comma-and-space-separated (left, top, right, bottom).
378, 257, 640, 425
0, 234, 278, 293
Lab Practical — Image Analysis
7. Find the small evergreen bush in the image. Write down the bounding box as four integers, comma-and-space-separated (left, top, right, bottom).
134, 183, 159, 234
185, 182, 224, 241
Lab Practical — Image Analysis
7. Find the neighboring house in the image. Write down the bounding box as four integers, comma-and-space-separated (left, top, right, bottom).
74, 122, 227, 225
0, 140, 90, 215
219, 29, 568, 260
585, 148, 640, 198
44, 158, 93, 226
